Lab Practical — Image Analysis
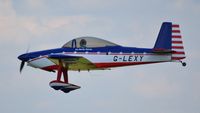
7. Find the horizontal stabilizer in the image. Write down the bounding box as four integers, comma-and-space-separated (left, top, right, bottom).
152, 49, 173, 54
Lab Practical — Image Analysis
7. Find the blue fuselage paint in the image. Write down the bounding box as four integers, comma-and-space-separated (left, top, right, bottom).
18, 46, 153, 62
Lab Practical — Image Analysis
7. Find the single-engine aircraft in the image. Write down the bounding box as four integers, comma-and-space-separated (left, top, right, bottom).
18, 22, 186, 93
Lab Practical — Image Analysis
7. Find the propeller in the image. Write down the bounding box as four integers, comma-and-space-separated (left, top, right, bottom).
20, 61, 25, 73
19, 46, 30, 73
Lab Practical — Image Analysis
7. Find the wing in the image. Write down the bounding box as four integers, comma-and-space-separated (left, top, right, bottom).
47, 54, 97, 70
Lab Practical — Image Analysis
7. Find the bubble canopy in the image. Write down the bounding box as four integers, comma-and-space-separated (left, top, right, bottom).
62, 36, 120, 48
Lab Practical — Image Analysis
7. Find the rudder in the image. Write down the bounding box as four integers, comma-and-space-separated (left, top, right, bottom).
171, 24, 186, 61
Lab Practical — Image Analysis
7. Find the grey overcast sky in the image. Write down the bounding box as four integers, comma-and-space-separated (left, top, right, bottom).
0, 0, 199, 113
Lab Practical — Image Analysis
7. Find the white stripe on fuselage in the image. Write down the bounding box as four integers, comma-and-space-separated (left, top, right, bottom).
74, 54, 171, 63
27, 52, 171, 69
27, 57, 54, 68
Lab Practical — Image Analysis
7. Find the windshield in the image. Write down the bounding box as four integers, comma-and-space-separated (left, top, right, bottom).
62, 36, 120, 48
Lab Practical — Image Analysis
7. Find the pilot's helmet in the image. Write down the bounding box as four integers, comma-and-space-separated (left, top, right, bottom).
80, 39, 87, 48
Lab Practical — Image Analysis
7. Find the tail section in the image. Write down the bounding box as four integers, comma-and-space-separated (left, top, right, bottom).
153, 22, 186, 62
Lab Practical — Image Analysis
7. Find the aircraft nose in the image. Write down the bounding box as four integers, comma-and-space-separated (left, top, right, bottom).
18, 54, 28, 61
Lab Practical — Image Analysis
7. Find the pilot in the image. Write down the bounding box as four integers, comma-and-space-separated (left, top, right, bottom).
80, 39, 87, 48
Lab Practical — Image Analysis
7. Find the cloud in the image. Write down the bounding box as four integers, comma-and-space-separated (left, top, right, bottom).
0, 0, 16, 16
0, 0, 114, 46
67, 0, 123, 10
173, 0, 200, 13
0, 0, 31, 44
133, 77, 180, 98
25, 0, 45, 9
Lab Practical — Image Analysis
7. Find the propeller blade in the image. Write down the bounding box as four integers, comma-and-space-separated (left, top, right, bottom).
20, 61, 25, 73
19, 45, 30, 73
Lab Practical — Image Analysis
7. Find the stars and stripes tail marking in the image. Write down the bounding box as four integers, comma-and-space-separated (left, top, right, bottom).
171, 24, 186, 61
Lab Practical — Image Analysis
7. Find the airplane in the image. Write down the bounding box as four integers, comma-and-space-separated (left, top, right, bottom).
18, 22, 186, 93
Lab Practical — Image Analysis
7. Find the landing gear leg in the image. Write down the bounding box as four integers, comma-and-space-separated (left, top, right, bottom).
49, 60, 80, 93
63, 67, 68, 84
57, 65, 62, 81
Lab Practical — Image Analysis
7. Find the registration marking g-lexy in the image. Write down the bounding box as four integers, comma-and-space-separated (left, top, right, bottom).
113, 55, 144, 62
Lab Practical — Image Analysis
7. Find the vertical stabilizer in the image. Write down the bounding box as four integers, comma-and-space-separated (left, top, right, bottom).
154, 22, 172, 50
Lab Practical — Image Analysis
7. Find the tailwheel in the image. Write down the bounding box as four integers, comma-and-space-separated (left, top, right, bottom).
182, 62, 186, 67
49, 60, 80, 93
180, 60, 186, 67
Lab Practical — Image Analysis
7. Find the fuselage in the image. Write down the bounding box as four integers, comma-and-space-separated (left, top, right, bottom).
17, 23, 186, 93
18, 46, 171, 72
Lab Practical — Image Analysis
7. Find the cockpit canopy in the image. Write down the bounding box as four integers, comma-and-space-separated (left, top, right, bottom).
62, 36, 120, 48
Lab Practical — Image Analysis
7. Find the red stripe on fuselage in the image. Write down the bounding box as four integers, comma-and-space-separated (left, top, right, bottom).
94, 62, 162, 68
41, 62, 164, 71
42, 65, 59, 71
28, 55, 48, 62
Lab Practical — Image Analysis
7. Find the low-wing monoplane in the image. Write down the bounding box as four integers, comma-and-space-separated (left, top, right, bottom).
18, 22, 186, 93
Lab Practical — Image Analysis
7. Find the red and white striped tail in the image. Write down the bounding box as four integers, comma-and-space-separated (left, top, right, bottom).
171, 24, 186, 61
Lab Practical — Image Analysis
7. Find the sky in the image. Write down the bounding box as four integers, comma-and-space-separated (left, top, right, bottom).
0, 0, 199, 113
